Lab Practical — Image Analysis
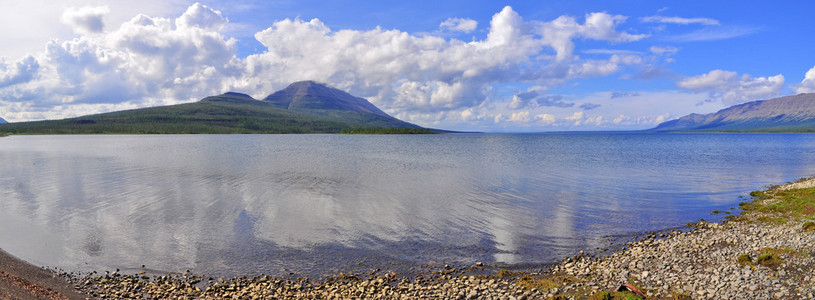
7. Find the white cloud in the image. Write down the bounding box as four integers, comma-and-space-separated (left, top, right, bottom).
796, 66, 815, 94
582, 49, 643, 55
0, 55, 39, 88
440, 18, 477, 33
570, 54, 642, 78
565, 111, 584, 125
668, 26, 760, 42
649, 46, 678, 56
676, 69, 784, 105
612, 114, 629, 124
244, 6, 645, 113
509, 111, 530, 122
61, 6, 110, 34
176, 3, 228, 31
538, 12, 647, 61
508, 91, 538, 109
0, 3, 240, 121
640, 16, 720, 26
536, 113, 556, 125
582, 13, 647, 42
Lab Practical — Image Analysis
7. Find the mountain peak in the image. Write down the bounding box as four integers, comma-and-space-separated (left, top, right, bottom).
199, 91, 257, 104
263, 81, 389, 117
223, 91, 253, 98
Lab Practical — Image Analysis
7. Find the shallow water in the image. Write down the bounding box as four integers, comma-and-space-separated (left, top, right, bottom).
1, 133, 814, 277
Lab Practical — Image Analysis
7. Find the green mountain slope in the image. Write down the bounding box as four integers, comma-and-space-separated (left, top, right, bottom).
651, 93, 815, 132
0, 83, 421, 134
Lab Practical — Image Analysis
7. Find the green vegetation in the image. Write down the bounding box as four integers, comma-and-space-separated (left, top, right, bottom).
340, 128, 434, 134
737, 254, 753, 267
754, 253, 782, 267
803, 221, 815, 231
739, 187, 815, 221
739, 247, 800, 269
0, 93, 422, 134
760, 246, 800, 257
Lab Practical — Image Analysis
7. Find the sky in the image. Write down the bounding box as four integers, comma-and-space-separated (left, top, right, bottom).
1, 0, 814, 131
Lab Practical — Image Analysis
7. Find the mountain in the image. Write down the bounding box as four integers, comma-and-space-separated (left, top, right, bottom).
264, 81, 389, 117
0, 117, 6, 124
0, 82, 423, 134
651, 93, 815, 132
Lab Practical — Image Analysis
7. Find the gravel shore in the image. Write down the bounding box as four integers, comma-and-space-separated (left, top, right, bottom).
5, 178, 815, 299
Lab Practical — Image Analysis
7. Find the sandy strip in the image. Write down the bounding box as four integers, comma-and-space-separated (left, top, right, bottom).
0, 249, 87, 299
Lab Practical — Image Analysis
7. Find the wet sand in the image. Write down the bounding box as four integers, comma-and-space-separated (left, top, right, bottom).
0, 248, 87, 299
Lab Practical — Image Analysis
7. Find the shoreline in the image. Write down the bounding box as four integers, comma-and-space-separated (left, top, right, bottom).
2, 179, 815, 299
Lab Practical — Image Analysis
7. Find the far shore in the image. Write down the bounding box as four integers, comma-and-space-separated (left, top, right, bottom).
1, 178, 814, 299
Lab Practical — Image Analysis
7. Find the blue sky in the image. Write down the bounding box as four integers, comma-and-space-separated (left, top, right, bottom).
1, 0, 814, 131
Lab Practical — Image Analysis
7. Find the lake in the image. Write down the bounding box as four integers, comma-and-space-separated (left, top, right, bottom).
1, 133, 814, 277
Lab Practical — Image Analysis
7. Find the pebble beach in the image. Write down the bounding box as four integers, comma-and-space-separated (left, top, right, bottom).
3, 178, 815, 299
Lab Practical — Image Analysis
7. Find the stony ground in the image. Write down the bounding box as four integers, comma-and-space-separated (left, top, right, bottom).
48, 178, 815, 299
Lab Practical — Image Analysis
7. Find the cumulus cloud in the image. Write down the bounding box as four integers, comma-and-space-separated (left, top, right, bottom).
61, 6, 110, 34
564, 111, 584, 126
509, 91, 575, 109
509, 111, 530, 122
508, 91, 538, 109
0, 55, 39, 88
538, 12, 647, 61
176, 3, 228, 30
0, 2, 239, 121
440, 18, 477, 33
640, 16, 720, 26
536, 113, 556, 125
795, 66, 815, 94
676, 70, 784, 104
1, 4, 650, 125
244, 6, 646, 113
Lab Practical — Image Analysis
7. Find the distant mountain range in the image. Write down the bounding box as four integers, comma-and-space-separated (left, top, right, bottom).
0, 81, 425, 134
651, 93, 815, 132
0, 117, 6, 124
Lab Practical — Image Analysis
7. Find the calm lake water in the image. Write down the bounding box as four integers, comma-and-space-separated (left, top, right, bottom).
1, 133, 815, 277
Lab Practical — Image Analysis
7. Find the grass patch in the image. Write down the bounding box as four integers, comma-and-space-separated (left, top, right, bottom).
711, 210, 731, 214
760, 247, 801, 257
803, 221, 815, 231
737, 254, 753, 267
755, 253, 782, 267
749, 190, 771, 199
493, 269, 518, 278
756, 216, 788, 224
516, 275, 578, 293
749, 187, 815, 220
